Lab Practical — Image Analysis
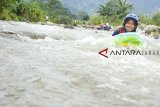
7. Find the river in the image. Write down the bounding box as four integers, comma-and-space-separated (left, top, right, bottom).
0, 21, 160, 107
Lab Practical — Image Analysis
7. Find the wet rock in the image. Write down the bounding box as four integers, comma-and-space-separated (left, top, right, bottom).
0, 31, 47, 40
158, 27, 160, 33
143, 25, 159, 37
145, 30, 152, 35
23, 32, 46, 40
152, 32, 160, 39
64, 25, 74, 29
0, 31, 21, 41
138, 23, 146, 30
154, 35, 159, 39
0, 31, 15, 34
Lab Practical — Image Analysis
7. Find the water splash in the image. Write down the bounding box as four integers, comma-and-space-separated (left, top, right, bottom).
0, 21, 160, 107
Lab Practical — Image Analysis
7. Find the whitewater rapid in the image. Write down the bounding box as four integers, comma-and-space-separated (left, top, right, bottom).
0, 21, 160, 107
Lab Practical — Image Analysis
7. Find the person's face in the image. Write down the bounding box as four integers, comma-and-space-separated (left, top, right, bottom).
125, 20, 135, 32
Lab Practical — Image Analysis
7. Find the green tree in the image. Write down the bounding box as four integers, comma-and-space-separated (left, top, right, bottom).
139, 14, 153, 25
152, 12, 160, 26
89, 15, 106, 25
0, 0, 74, 24
0, 0, 18, 20
0, 0, 2, 14
98, 0, 133, 19
16, 0, 44, 21
44, 0, 73, 24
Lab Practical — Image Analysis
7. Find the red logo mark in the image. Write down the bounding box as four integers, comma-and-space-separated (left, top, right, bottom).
98, 48, 108, 58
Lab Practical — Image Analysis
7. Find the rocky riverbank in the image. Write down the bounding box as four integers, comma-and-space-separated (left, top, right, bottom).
42, 21, 160, 39
139, 23, 160, 39
1, 20, 160, 39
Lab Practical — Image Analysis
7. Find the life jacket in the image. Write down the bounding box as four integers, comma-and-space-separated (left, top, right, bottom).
119, 27, 126, 34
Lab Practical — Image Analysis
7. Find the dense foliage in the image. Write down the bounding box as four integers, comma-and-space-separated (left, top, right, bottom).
0, 0, 74, 24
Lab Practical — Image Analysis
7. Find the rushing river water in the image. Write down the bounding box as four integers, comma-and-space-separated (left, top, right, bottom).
0, 21, 160, 107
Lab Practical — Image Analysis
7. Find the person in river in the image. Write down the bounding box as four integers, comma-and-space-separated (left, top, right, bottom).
45, 15, 49, 23
74, 20, 77, 26
112, 13, 139, 36
104, 22, 111, 31
97, 20, 105, 30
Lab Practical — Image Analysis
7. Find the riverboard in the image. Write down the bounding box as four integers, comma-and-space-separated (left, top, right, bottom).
114, 32, 143, 47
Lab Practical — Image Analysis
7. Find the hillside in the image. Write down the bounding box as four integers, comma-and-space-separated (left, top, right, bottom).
60, 0, 160, 15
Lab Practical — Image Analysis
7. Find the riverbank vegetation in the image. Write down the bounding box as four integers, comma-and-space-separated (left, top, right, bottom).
0, 0, 159, 27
